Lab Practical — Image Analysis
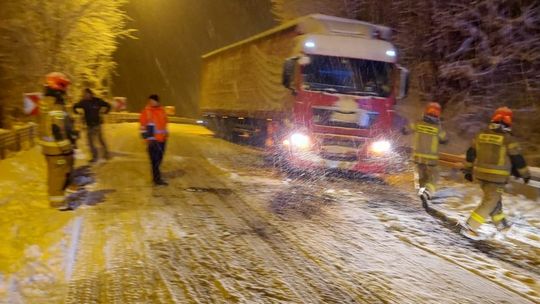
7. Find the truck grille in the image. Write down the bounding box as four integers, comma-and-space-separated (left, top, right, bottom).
316, 134, 364, 161
312, 107, 379, 129
320, 136, 363, 148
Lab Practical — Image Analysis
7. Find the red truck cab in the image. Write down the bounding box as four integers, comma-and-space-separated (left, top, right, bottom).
280, 32, 409, 173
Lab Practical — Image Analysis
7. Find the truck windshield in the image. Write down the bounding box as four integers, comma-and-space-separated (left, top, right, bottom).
302, 55, 393, 97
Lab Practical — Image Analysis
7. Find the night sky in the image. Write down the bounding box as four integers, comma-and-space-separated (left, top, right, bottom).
112, 0, 276, 116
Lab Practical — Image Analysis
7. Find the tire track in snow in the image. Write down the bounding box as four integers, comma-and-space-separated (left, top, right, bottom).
172, 163, 318, 302
369, 196, 538, 303
193, 135, 536, 303
186, 156, 392, 303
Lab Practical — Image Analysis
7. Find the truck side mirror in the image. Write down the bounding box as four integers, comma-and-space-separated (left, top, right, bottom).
282, 58, 298, 91
397, 66, 409, 100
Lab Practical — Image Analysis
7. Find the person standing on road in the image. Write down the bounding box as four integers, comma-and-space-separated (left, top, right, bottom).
140, 94, 169, 186
405, 102, 448, 206
462, 107, 530, 238
38, 72, 76, 210
73, 88, 111, 163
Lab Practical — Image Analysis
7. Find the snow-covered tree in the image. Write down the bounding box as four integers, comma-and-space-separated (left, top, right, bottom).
429, 1, 540, 104
0, 0, 133, 127
423, 0, 540, 139
271, 0, 362, 21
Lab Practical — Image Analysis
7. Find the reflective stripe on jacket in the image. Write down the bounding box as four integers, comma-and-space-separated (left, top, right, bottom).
466, 128, 529, 183
140, 104, 168, 142
38, 98, 73, 155
411, 120, 447, 165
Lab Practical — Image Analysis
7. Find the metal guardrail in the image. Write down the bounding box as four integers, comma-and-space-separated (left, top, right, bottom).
0, 123, 37, 159
439, 152, 540, 188
0, 113, 196, 160
439, 152, 466, 169
103, 112, 197, 125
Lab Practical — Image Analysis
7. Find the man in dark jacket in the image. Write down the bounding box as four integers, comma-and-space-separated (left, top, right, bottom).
73, 88, 111, 162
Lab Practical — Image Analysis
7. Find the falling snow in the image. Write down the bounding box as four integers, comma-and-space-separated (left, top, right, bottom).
1, 123, 538, 303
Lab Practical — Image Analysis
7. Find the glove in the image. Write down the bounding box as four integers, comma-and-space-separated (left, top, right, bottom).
523, 176, 530, 184
400, 126, 407, 135
464, 172, 473, 182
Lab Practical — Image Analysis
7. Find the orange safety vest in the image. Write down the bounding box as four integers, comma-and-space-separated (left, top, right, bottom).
140, 105, 168, 142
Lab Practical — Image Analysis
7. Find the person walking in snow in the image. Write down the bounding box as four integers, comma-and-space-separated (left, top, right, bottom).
461, 107, 530, 239
405, 102, 448, 206
140, 94, 169, 186
38, 72, 77, 210
73, 88, 111, 163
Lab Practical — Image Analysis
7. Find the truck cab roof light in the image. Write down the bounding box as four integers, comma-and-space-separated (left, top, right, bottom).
305, 41, 316, 48
386, 50, 396, 57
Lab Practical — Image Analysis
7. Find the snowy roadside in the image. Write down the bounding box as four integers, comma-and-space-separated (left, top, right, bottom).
388, 170, 540, 302
0, 147, 84, 303
429, 176, 540, 247
204, 145, 540, 303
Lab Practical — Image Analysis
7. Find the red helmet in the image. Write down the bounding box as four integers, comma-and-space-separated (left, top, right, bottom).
491, 106, 512, 126
424, 102, 442, 118
45, 72, 70, 91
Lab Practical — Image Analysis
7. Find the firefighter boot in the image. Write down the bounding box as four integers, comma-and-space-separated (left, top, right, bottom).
491, 201, 512, 232
46, 155, 70, 209
418, 187, 431, 209
494, 218, 512, 232
461, 223, 481, 240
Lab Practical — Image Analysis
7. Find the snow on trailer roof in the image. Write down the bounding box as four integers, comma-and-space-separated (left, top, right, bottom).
302, 34, 397, 63
201, 14, 393, 59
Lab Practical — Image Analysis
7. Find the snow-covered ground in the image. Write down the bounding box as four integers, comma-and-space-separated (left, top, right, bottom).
0, 122, 539, 303
0, 147, 79, 302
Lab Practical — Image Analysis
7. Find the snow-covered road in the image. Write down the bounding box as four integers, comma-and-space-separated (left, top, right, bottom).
1, 123, 538, 303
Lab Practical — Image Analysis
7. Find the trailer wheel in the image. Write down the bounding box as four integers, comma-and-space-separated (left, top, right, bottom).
207, 117, 220, 137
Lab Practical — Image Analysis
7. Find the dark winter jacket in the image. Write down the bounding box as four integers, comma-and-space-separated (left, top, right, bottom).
73, 97, 111, 127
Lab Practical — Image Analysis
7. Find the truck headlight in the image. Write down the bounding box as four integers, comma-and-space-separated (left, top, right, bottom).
284, 133, 311, 150
370, 140, 392, 155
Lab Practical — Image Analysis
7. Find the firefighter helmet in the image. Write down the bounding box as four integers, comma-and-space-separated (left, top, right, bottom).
424, 102, 442, 118
491, 106, 512, 126
45, 72, 70, 91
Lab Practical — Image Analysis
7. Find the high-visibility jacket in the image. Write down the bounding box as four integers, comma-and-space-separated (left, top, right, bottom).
38, 96, 73, 156
465, 127, 530, 183
140, 104, 168, 142
411, 119, 447, 165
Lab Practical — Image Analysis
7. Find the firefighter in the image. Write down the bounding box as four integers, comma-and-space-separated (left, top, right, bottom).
38, 72, 75, 209
462, 107, 530, 238
408, 102, 448, 205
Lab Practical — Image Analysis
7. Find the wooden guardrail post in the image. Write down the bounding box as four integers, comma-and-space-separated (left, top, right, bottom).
29, 124, 35, 146
0, 131, 5, 159
14, 128, 21, 151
